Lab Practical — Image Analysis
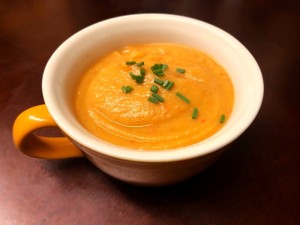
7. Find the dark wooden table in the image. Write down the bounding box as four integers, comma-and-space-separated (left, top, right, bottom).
1, 0, 299, 224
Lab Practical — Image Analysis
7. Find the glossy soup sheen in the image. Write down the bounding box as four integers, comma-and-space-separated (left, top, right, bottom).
74, 43, 234, 150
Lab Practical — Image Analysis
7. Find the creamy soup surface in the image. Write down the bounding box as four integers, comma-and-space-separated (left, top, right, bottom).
74, 43, 234, 150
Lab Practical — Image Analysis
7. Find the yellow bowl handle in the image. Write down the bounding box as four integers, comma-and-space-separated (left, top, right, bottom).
13, 104, 84, 159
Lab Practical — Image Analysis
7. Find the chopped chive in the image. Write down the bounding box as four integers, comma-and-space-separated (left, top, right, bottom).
126, 61, 136, 65
136, 61, 144, 67
176, 68, 186, 74
148, 96, 159, 104
152, 93, 164, 102
140, 68, 146, 76
165, 81, 174, 90
162, 80, 170, 88
151, 64, 162, 70
161, 64, 168, 71
151, 63, 168, 76
154, 68, 163, 74
150, 85, 159, 93
130, 72, 144, 84
220, 114, 226, 123
154, 78, 164, 85
153, 70, 165, 77
175, 92, 190, 104
121, 85, 133, 93
135, 77, 144, 84
192, 107, 199, 119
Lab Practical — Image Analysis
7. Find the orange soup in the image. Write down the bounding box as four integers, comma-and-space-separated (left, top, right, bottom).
74, 43, 234, 150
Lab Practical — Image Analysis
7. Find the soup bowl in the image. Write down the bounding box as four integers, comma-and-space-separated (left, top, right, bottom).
13, 14, 263, 186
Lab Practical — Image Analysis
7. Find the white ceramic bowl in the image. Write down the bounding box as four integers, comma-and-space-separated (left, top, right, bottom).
42, 14, 263, 186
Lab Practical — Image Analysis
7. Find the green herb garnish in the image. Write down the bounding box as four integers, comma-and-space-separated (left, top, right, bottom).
154, 71, 164, 76
121, 85, 133, 93
162, 80, 170, 88
150, 85, 159, 93
130, 72, 144, 84
151, 64, 162, 70
165, 81, 174, 90
151, 63, 168, 76
161, 64, 168, 71
148, 96, 159, 104
155, 79, 174, 90
175, 92, 190, 104
176, 68, 186, 74
136, 62, 144, 67
220, 114, 226, 123
151, 93, 164, 102
192, 107, 199, 119
154, 78, 164, 85
140, 68, 146, 76
126, 61, 136, 65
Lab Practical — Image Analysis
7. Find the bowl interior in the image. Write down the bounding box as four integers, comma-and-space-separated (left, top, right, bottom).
43, 14, 263, 162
